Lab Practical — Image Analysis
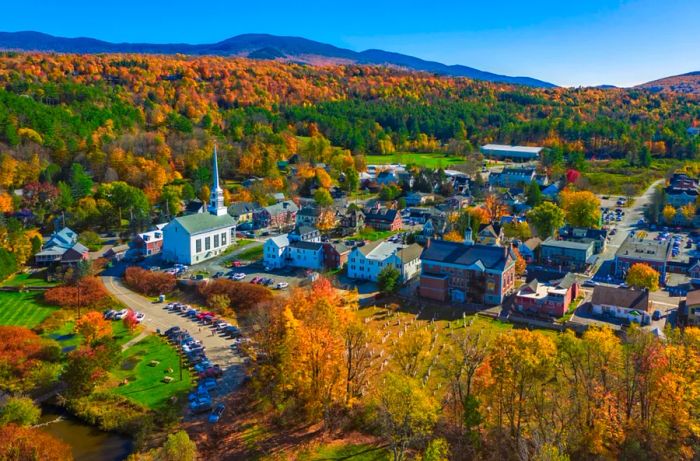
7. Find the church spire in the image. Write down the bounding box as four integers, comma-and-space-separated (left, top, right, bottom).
208, 145, 227, 216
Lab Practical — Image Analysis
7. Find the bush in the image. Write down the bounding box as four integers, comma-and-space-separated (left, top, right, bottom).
124, 267, 176, 296
44, 276, 109, 308
78, 230, 103, 251
0, 424, 73, 461
197, 278, 273, 313
66, 392, 151, 434
0, 248, 18, 282
0, 396, 41, 426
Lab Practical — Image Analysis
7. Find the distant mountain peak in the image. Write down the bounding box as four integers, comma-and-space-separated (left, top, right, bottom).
0, 31, 556, 88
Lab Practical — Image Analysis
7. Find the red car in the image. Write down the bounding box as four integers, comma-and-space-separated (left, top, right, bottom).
196, 311, 215, 320
231, 260, 242, 267
250, 277, 260, 284
198, 366, 223, 379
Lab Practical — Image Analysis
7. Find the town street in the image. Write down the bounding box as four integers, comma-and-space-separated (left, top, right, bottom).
101, 274, 246, 399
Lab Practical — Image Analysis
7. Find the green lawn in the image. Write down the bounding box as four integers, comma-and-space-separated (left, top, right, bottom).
44, 317, 140, 353
235, 243, 264, 262
300, 443, 390, 461
0, 291, 58, 327
350, 229, 399, 242
109, 335, 193, 409
365, 152, 464, 169
1, 271, 58, 287
581, 158, 683, 195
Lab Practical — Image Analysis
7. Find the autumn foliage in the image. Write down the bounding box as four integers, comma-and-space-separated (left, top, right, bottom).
0, 326, 56, 385
625, 262, 660, 291
124, 266, 176, 296
44, 276, 108, 308
198, 278, 273, 313
75, 311, 113, 344
0, 424, 73, 461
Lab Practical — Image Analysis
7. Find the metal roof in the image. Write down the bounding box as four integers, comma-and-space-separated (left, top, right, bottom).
169, 213, 236, 235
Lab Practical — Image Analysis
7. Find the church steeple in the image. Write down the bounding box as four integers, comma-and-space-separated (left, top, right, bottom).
208, 145, 227, 216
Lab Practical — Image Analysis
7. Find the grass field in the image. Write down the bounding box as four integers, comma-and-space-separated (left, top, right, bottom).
350, 229, 399, 242
299, 443, 390, 461
235, 243, 264, 262
365, 152, 464, 169
582, 158, 683, 195
1, 271, 58, 288
108, 335, 193, 409
0, 291, 58, 327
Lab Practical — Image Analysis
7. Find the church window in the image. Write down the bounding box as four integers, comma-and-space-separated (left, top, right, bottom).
205, 237, 211, 251
221, 232, 227, 245
196, 239, 202, 253
214, 234, 219, 248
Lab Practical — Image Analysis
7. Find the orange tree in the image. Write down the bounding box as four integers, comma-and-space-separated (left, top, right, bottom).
0, 424, 72, 461
75, 311, 112, 345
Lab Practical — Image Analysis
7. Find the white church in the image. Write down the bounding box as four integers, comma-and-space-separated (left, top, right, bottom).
162, 147, 237, 265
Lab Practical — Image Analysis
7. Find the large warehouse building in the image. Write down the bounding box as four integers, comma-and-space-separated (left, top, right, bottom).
480, 144, 543, 161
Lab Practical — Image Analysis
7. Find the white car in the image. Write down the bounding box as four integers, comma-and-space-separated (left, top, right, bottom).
113, 309, 128, 320
135, 312, 145, 323
231, 273, 246, 281
276, 281, 289, 289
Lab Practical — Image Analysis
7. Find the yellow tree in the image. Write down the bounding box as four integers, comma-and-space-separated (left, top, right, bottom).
443, 230, 464, 242
625, 263, 659, 291
316, 209, 337, 232
680, 203, 695, 222
560, 189, 602, 228
662, 205, 676, 225
75, 311, 112, 344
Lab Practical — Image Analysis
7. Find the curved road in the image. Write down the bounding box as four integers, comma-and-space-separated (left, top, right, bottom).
102, 274, 245, 397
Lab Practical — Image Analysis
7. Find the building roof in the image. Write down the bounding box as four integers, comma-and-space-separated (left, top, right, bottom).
481, 144, 543, 154
297, 206, 321, 217
327, 241, 353, 255
523, 237, 542, 250
421, 240, 513, 271
289, 240, 324, 251
685, 289, 700, 307
170, 213, 236, 235
35, 246, 68, 257
227, 201, 257, 216
269, 234, 289, 248
541, 238, 594, 251
44, 227, 78, 250
358, 240, 421, 262
264, 200, 299, 216
364, 207, 399, 223
615, 236, 671, 263
517, 273, 576, 300
591, 286, 649, 310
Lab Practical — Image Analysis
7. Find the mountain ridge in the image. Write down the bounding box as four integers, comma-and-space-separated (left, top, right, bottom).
0, 31, 556, 88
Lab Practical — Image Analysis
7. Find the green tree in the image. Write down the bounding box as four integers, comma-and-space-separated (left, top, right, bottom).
56, 181, 74, 209
70, 163, 93, 200
160, 430, 198, 461
526, 180, 543, 206
0, 396, 41, 426
378, 373, 439, 461
313, 188, 333, 207
78, 230, 102, 251
0, 248, 18, 282
344, 167, 359, 193
421, 438, 450, 461
378, 265, 401, 295
527, 202, 565, 238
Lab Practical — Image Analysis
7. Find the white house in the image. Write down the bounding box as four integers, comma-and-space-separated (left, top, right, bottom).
162, 148, 237, 265
347, 240, 422, 282
591, 285, 651, 324
263, 228, 324, 270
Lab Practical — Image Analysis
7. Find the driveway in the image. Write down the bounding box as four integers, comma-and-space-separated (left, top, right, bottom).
101, 275, 246, 400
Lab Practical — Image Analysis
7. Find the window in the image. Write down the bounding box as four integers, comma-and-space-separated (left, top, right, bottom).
205, 237, 211, 251
221, 232, 227, 245
214, 234, 219, 248
196, 239, 202, 253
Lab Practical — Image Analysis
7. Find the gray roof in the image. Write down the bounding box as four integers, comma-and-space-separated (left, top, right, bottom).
265, 200, 299, 216
228, 201, 257, 216
358, 240, 421, 262
289, 241, 324, 251
421, 240, 513, 271
615, 236, 671, 263
591, 286, 649, 310
541, 238, 593, 251
170, 213, 236, 235
481, 144, 543, 154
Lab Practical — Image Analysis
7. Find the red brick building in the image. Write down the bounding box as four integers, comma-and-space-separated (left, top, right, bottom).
513, 273, 579, 317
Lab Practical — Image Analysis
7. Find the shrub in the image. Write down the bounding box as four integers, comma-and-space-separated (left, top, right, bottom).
0, 396, 41, 426
44, 276, 108, 308
66, 392, 151, 434
124, 267, 176, 296
197, 278, 272, 313
0, 424, 72, 461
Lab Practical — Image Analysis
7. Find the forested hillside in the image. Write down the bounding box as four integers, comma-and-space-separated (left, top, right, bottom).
0, 52, 698, 229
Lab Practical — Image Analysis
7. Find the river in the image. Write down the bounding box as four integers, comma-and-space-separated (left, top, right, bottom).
38, 407, 133, 461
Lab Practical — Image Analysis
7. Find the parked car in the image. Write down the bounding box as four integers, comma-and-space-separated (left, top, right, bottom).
189, 399, 212, 414
213, 271, 224, 279
163, 326, 181, 337
652, 310, 662, 321
208, 403, 225, 423
113, 309, 128, 320
250, 277, 260, 284
230, 273, 246, 281
135, 312, 145, 323
196, 311, 215, 320
103, 309, 116, 320
276, 281, 289, 290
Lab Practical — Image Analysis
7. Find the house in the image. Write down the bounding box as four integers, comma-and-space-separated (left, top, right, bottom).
480, 144, 543, 161
514, 273, 579, 317
421, 218, 446, 240
162, 148, 237, 265
289, 225, 321, 243
476, 223, 503, 246
405, 192, 435, 207
254, 200, 299, 230
296, 206, 322, 227
347, 240, 422, 282
664, 173, 698, 208
103, 244, 130, 261
558, 226, 608, 254
227, 202, 257, 224
591, 285, 651, 324
34, 227, 79, 265
364, 207, 402, 231
60, 242, 90, 266
682, 289, 700, 326
539, 238, 594, 272
339, 208, 365, 236
270, 192, 286, 203
134, 224, 167, 256
323, 240, 352, 270
263, 230, 325, 270
614, 236, 671, 281
376, 170, 399, 185
518, 237, 541, 262
541, 183, 560, 199
419, 231, 517, 305
405, 207, 445, 225
443, 195, 471, 211
690, 260, 700, 284
488, 167, 538, 189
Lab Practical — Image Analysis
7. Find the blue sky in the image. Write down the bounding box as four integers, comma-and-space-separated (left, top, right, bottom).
1, 0, 699, 87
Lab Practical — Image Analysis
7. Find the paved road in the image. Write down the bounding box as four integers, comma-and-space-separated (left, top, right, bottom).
592, 179, 663, 280
102, 275, 245, 399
